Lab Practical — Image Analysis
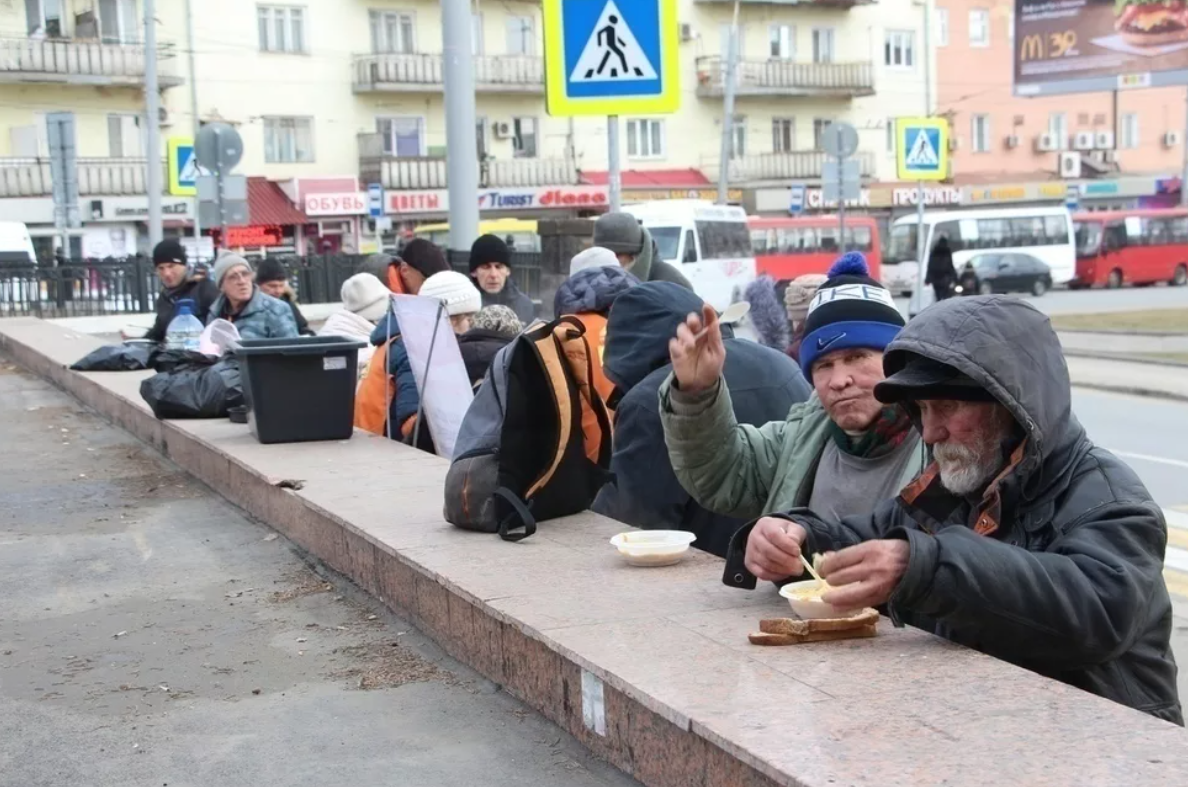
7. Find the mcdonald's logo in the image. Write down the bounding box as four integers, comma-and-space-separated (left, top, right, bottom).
1020, 34, 1044, 61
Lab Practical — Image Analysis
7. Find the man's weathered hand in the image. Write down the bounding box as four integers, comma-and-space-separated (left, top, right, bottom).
668, 303, 726, 395
744, 517, 807, 582
818, 540, 910, 610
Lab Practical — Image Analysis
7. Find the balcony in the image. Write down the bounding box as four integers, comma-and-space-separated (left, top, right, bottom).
694, 0, 874, 7
696, 57, 874, 98
702, 151, 875, 184
358, 132, 579, 189
0, 158, 165, 198
0, 37, 182, 88
352, 53, 543, 94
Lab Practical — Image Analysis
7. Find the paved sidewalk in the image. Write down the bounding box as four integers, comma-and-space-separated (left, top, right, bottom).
0, 362, 638, 787
1066, 355, 1188, 401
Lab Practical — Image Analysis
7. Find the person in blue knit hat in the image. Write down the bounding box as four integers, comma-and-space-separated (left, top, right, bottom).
658, 251, 926, 544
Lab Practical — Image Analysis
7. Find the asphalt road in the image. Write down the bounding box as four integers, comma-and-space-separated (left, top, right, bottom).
893, 283, 1188, 317
0, 362, 639, 787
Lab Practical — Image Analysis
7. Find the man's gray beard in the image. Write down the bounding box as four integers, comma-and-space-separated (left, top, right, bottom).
934, 440, 1005, 496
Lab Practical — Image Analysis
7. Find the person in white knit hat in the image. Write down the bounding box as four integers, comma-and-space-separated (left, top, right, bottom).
418, 270, 483, 334
319, 273, 391, 376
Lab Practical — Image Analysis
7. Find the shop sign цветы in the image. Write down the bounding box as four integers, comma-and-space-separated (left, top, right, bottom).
386, 185, 610, 214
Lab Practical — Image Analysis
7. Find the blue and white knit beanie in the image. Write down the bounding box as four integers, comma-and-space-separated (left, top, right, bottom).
798, 252, 906, 378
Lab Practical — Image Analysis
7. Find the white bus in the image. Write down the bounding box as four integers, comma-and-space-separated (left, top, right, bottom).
623, 200, 756, 311
883, 206, 1077, 295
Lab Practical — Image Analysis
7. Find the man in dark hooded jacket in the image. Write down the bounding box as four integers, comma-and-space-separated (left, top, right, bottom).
143, 239, 218, 343
727, 296, 1182, 725
593, 282, 811, 558
925, 235, 957, 301
593, 213, 693, 290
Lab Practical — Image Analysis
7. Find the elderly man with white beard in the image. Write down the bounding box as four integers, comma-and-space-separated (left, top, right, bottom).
724, 296, 1183, 725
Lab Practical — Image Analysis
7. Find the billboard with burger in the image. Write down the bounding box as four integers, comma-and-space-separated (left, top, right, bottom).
1015, 0, 1188, 95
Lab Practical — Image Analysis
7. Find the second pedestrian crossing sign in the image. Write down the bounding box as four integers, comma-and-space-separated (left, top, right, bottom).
895, 118, 950, 182
544, 0, 679, 116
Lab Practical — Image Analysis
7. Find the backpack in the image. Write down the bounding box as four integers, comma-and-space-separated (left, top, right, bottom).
444, 317, 612, 542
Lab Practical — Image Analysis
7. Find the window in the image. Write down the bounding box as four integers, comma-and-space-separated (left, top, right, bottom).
773, 118, 795, 153
940, 214, 1070, 253
884, 30, 915, 68
258, 6, 306, 54
25, 0, 64, 37
627, 118, 664, 158
1048, 113, 1068, 149
506, 16, 535, 55
695, 221, 751, 259
730, 115, 746, 159
107, 113, 142, 158
377, 116, 423, 157
769, 24, 794, 59
98, 0, 138, 43
263, 117, 314, 163
471, 13, 483, 55
370, 9, 414, 54
1122, 112, 1140, 149
812, 118, 831, 150
812, 28, 835, 64
936, 8, 949, 47
969, 9, 990, 47
512, 117, 537, 158
971, 114, 991, 153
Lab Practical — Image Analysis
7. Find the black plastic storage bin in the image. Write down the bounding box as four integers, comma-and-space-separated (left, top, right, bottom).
235, 336, 367, 444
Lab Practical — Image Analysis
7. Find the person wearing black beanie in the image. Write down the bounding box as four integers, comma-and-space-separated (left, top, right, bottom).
254, 258, 313, 335
142, 238, 219, 343
467, 234, 536, 324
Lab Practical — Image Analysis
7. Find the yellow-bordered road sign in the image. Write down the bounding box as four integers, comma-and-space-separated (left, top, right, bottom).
543, 0, 679, 117
168, 137, 198, 196
895, 118, 950, 182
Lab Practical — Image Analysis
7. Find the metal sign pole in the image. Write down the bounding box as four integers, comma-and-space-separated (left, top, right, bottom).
608, 116, 621, 212
914, 180, 926, 299
837, 157, 847, 252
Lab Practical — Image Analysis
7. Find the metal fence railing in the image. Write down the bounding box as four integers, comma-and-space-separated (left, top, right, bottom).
0, 252, 545, 319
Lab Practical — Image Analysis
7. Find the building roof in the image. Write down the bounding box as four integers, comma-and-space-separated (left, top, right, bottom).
581, 168, 710, 187
247, 177, 309, 226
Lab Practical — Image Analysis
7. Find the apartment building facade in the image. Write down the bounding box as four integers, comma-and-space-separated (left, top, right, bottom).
0, 0, 933, 257
936, 0, 1187, 208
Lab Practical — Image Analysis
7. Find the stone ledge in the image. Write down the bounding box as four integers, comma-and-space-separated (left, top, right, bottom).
3, 316, 1187, 787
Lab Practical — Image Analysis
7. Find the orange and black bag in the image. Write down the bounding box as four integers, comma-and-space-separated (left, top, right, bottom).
444, 317, 612, 541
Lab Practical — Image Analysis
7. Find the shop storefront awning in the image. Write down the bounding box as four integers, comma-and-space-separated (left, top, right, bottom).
247, 177, 309, 226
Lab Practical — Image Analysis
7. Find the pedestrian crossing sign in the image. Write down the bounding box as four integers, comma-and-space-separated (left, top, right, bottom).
544, 0, 680, 116
895, 118, 950, 182
168, 137, 199, 196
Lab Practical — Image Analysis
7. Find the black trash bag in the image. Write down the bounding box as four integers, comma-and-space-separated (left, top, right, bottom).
148, 348, 218, 374
71, 343, 155, 372
139, 356, 243, 419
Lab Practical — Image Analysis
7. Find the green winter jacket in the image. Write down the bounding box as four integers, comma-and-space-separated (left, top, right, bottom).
658, 374, 926, 521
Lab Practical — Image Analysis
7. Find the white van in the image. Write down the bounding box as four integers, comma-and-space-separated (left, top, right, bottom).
623, 200, 756, 311
0, 222, 37, 309
0, 221, 36, 267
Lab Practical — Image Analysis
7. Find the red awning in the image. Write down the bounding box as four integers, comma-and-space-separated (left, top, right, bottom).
581, 168, 710, 187
247, 177, 309, 226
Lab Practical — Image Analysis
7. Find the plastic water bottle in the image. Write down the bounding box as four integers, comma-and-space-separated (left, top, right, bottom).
164, 299, 204, 352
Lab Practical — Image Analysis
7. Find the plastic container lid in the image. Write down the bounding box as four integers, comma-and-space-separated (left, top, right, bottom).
234, 336, 366, 357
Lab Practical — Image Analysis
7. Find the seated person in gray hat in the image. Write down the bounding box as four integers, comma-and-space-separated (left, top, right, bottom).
208, 253, 299, 341
593, 212, 692, 290
726, 295, 1182, 725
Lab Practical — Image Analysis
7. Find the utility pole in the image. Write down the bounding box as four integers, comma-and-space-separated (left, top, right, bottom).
442, 0, 479, 251
184, 0, 202, 257
608, 117, 621, 212
1182, 88, 1188, 207
716, 0, 740, 204
144, 0, 163, 248
913, 0, 933, 306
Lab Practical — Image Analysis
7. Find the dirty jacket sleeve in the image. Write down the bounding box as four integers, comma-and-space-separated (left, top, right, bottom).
387, 337, 420, 427
658, 373, 787, 522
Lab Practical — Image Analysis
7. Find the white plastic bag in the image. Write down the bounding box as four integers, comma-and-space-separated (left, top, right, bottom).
199, 319, 241, 357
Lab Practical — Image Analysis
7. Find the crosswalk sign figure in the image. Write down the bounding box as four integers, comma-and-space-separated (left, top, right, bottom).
895, 117, 950, 182
544, 0, 679, 116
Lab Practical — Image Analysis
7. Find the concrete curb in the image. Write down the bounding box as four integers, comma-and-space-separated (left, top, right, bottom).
1070, 380, 1188, 404
1063, 349, 1188, 370
1057, 328, 1188, 338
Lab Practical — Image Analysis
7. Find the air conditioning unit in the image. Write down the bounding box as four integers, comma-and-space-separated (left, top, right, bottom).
1164, 131, 1181, 148
679, 23, 695, 42
1004, 134, 1020, 149
493, 121, 513, 139
1059, 150, 1081, 179
1103, 150, 1118, 163
1095, 130, 1115, 149
1073, 131, 1095, 151
158, 106, 172, 128
948, 136, 960, 151
1035, 133, 1058, 152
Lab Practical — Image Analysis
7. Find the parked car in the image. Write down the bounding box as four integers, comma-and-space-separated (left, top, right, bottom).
959, 253, 1053, 297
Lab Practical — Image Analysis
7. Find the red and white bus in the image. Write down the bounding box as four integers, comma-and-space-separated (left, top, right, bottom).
748, 215, 882, 284
1072, 209, 1188, 288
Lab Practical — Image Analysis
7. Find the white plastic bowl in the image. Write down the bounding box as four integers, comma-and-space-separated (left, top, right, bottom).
609, 530, 696, 567
778, 579, 857, 620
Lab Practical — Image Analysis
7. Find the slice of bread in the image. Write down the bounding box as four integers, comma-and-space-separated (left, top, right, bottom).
748, 608, 880, 646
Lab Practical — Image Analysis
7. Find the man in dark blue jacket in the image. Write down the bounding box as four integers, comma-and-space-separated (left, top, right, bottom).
592, 282, 812, 558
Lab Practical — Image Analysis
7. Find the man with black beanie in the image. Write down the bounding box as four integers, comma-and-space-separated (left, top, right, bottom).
255, 258, 313, 335
143, 239, 219, 343
356, 238, 450, 296
468, 234, 536, 324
